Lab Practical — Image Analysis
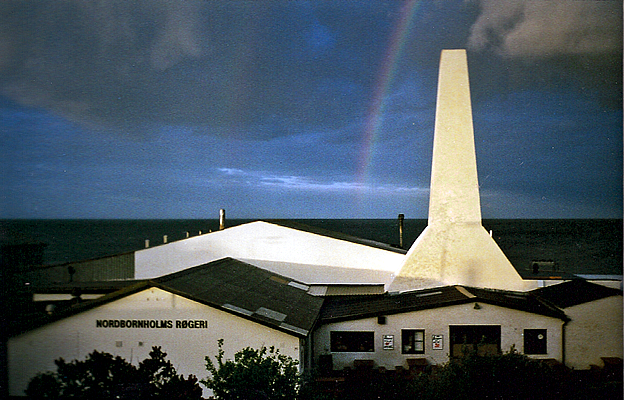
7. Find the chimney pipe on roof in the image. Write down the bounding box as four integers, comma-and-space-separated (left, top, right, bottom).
219, 209, 226, 230
398, 214, 405, 248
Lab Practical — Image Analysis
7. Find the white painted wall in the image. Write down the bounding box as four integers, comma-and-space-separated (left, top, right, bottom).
314, 302, 564, 371
563, 295, 623, 370
8, 287, 300, 398
135, 222, 404, 282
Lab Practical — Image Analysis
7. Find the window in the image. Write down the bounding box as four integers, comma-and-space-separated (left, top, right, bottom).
450, 325, 501, 357
402, 329, 425, 354
330, 331, 374, 352
524, 329, 547, 355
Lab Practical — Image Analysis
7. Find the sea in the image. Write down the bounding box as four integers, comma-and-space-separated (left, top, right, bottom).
1, 219, 622, 276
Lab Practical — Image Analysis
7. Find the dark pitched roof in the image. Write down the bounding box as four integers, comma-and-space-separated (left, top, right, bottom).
531, 279, 623, 308
8, 258, 323, 338
154, 258, 323, 336
265, 220, 407, 254
320, 285, 568, 323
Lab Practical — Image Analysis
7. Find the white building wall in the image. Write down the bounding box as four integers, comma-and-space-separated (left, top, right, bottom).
563, 295, 623, 370
8, 288, 300, 398
314, 303, 564, 371
134, 222, 404, 282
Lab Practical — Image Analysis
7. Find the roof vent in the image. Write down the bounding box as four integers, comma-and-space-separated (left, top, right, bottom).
219, 209, 226, 230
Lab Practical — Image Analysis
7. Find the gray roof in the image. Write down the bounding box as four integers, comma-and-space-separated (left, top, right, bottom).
9, 258, 324, 338
320, 285, 569, 323
154, 258, 323, 336
531, 279, 622, 308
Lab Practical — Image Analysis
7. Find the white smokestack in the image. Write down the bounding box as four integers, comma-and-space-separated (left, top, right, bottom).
390, 50, 534, 292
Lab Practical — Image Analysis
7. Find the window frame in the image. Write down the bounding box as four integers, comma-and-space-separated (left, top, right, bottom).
401, 329, 425, 354
330, 331, 375, 353
524, 329, 548, 355
449, 325, 501, 357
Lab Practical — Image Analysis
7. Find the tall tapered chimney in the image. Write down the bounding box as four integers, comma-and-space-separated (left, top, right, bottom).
429, 50, 480, 225
390, 50, 534, 292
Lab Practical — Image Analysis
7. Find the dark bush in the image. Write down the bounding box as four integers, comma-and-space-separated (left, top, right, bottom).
412, 349, 566, 400
202, 339, 301, 400
25, 346, 202, 399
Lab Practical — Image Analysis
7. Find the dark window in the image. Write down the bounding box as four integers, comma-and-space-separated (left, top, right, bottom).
450, 325, 501, 357
524, 329, 547, 354
402, 329, 425, 354
330, 331, 374, 352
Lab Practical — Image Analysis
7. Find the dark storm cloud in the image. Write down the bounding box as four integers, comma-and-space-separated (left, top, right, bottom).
0, 1, 396, 138
466, 0, 622, 108
1, 1, 206, 128
468, 0, 622, 57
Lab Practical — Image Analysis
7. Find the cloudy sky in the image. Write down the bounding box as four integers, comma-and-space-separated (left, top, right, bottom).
1, 0, 621, 219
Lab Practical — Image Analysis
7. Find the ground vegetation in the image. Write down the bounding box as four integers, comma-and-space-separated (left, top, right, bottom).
25, 346, 202, 399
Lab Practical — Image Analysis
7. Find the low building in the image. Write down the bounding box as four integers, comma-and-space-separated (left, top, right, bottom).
7, 258, 323, 398
314, 285, 568, 371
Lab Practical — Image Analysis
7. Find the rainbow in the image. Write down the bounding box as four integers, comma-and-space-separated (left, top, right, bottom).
357, 0, 421, 192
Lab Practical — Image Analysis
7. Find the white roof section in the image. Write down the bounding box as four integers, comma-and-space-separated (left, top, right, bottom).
135, 221, 405, 284
241, 259, 396, 286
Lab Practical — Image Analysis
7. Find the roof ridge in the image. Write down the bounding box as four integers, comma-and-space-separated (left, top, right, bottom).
263, 219, 407, 254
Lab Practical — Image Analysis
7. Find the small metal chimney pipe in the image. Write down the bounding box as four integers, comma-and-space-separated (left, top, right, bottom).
398, 213, 405, 248
219, 209, 226, 230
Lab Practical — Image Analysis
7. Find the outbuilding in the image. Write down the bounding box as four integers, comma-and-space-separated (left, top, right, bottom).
7, 258, 323, 398
314, 285, 569, 372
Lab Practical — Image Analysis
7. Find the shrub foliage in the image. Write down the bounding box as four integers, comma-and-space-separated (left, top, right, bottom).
410, 348, 565, 400
302, 348, 621, 400
202, 339, 301, 400
26, 346, 202, 399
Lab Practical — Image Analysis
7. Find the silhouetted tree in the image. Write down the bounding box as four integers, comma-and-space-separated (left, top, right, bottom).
202, 339, 301, 400
26, 346, 202, 399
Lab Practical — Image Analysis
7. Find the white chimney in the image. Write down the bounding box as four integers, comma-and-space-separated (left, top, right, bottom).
391, 50, 534, 292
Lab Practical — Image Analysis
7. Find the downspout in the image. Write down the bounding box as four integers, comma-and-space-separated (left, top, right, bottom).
561, 319, 568, 367
299, 336, 306, 373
